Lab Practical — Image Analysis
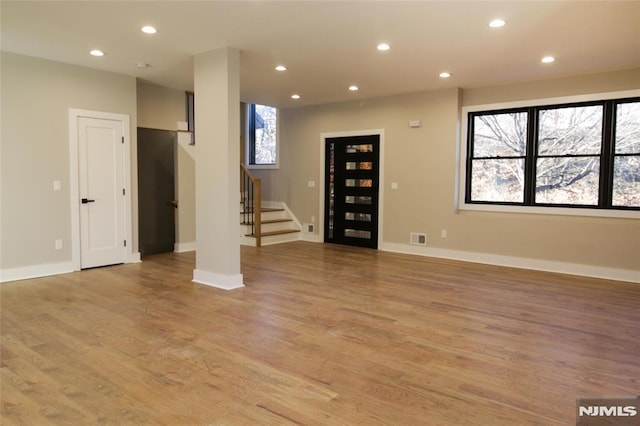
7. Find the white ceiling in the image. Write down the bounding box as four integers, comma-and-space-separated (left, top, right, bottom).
2, 1, 639, 109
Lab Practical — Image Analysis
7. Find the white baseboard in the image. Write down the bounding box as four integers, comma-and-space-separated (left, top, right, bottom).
379, 242, 640, 284
0, 261, 75, 283
2, 255, 141, 283
193, 269, 244, 290
300, 234, 323, 243
174, 241, 196, 253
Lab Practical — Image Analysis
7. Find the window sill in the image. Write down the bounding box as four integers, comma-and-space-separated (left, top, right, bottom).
246, 164, 279, 170
458, 202, 640, 220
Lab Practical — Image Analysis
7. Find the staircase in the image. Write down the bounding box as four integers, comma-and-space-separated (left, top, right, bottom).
240, 164, 300, 247
240, 203, 301, 247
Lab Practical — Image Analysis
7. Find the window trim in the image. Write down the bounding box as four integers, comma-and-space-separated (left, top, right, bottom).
245, 103, 280, 170
458, 89, 640, 219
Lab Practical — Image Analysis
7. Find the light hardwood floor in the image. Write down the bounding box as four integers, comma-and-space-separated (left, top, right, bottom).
1, 241, 639, 425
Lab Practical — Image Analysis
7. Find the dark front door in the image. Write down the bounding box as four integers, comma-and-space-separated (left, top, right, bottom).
137, 128, 176, 257
325, 134, 380, 249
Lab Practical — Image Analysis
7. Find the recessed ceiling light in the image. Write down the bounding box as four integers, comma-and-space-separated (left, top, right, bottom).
349, 85, 359, 91
90, 49, 104, 57
141, 26, 157, 34
489, 19, 506, 28
275, 65, 287, 71
377, 43, 390, 51
439, 72, 451, 78
541, 56, 555, 63
291, 94, 300, 100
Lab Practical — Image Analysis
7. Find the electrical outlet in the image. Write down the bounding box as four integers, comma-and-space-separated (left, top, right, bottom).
55, 239, 63, 250
441, 229, 447, 238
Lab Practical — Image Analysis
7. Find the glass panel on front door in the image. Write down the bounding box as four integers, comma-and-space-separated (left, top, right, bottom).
345, 144, 373, 153
345, 179, 373, 187
345, 212, 372, 222
346, 161, 373, 170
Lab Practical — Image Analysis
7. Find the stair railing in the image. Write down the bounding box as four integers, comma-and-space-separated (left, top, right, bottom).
240, 163, 262, 247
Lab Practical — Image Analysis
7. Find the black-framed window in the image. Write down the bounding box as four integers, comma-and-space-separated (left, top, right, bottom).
466, 97, 639, 210
248, 103, 278, 166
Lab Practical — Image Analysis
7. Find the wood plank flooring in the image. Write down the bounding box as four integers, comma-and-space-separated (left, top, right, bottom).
1, 241, 639, 425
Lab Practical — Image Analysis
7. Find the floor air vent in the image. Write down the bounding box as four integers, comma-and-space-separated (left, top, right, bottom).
410, 232, 427, 246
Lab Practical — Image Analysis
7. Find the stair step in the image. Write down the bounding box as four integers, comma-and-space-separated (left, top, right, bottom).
241, 218, 293, 226
241, 207, 285, 213
246, 229, 301, 238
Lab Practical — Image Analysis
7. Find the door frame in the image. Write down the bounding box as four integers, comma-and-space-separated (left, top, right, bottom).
319, 129, 385, 247
69, 108, 135, 271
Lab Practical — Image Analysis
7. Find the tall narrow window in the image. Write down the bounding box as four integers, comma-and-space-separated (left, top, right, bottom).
186, 91, 195, 144
612, 100, 640, 207
248, 103, 278, 166
468, 110, 528, 203
535, 104, 603, 206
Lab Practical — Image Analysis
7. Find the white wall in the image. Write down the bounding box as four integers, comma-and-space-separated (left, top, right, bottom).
0, 52, 138, 279
137, 81, 185, 131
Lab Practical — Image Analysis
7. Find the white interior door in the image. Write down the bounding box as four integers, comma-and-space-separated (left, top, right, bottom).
78, 117, 126, 268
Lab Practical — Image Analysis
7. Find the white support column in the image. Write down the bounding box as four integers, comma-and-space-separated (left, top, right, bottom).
192, 48, 243, 290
